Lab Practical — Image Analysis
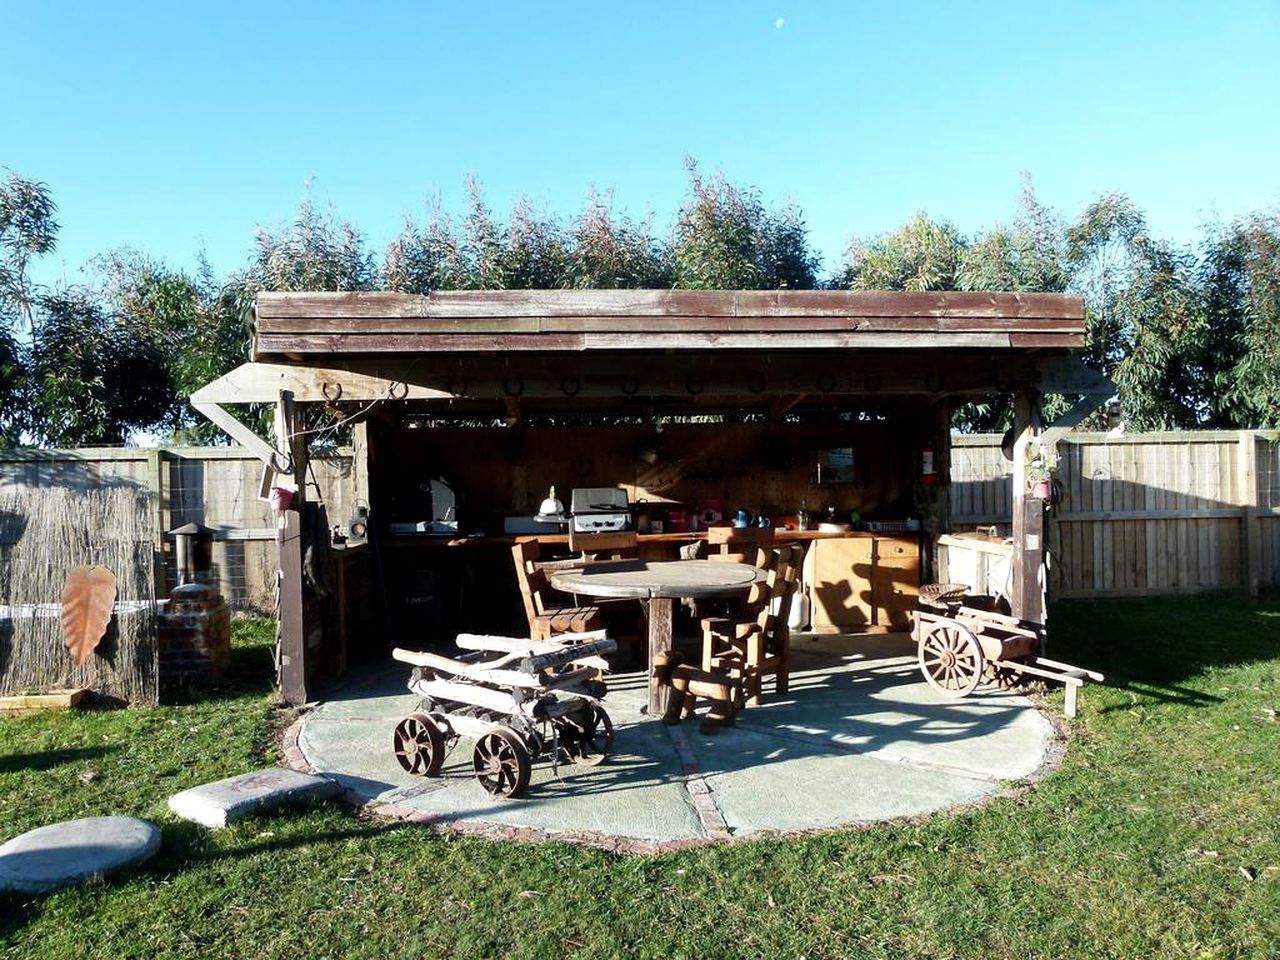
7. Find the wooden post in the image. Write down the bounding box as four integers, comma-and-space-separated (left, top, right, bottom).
275, 391, 309, 705
1011, 391, 1046, 622
351, 420, 370, 511
1238, 430, 1260, 596
146, 449, 168, 601
925, 398, 953, 585
646, 597, 674, 717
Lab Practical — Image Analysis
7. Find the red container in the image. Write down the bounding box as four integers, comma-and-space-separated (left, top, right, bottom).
667, 509, 689, 533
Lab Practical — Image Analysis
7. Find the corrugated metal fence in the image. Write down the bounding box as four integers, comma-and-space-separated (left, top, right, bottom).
952, 431, 1280, 597
1, 432, 1276, 608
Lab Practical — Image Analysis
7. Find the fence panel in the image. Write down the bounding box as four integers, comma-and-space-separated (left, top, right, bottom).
0, 447, 354, 613
951, 431, 1279, 598
0, 434, 1275, 610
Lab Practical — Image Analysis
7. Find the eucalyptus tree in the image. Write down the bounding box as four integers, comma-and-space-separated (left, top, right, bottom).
0, 172, 58, 337
0, 173, 58, 443
1066, 195, 1213, 429
838, 212, 965, 292
569, 193, 674, 289
1212, 212, 1280, 427
673, 162, 818, 290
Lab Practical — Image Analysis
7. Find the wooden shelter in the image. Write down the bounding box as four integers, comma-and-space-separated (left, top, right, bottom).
193, 290, 1111, 704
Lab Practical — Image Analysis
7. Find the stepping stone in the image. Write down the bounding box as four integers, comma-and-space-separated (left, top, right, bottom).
0, 816, 161, 894
167, 767, 339, 828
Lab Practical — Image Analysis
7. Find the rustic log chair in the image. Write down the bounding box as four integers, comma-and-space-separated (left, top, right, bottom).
706, 524, 774, 566
567, 529, 639, 561
701, 543, 802, 706
692, 524, 776, 621
510, 539, 604, 642
565, 529, 645, 662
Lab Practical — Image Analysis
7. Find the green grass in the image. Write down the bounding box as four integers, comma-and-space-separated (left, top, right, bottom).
3, 597, 1279, 959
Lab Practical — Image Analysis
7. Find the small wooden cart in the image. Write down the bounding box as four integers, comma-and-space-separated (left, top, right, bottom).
912, 603, 1103, 718
390, 630, 617, 798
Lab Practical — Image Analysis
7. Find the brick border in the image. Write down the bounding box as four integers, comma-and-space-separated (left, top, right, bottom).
278, 691, 1070, 855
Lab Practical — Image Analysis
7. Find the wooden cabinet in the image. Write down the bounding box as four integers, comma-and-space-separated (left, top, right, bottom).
804, 535, 919, 633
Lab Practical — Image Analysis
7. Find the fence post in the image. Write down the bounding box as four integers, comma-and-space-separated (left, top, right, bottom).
1238, 430, 1260, 596
147, 449, 168, 601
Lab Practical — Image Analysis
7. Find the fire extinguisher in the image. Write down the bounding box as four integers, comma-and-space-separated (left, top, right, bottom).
921, 445, 937, 486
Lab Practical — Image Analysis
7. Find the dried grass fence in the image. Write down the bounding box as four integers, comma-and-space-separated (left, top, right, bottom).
0, 488, 158, 703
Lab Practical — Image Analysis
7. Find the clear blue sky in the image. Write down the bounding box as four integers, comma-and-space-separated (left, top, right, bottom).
4, 1, 1278, 287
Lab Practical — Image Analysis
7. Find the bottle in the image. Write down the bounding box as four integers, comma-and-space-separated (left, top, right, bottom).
797, 499, 810, 531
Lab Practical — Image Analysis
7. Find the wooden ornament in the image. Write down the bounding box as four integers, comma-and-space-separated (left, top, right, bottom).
60, 565, 117, 666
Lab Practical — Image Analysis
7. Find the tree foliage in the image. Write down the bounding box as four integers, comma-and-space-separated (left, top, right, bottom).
1, 165, 1277, 445
673, 162, 818, 290
840, 212, 964, 292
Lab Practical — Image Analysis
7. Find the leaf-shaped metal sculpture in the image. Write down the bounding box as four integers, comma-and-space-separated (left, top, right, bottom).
60, 565, 118, 666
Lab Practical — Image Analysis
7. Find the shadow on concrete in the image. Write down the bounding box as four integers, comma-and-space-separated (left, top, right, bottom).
299, 630, 1049, 831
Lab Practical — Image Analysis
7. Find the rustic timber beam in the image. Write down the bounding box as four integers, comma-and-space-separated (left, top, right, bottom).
1030, 355, 1116, 396
1040, 392, 1113, 450
190, 399, 286, 470
190, 361, 452, 404
255, 289, 1085, 321
200, 353, 1071, 403
255, 331, 1069, 354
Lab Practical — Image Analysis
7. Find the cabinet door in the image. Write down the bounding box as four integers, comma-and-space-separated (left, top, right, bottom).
805, 538, 875, 631
872, 538, 921, 630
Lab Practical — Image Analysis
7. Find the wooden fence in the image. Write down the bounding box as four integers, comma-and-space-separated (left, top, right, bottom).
0, 447, 355, 612
0, 431, 1276, 609
951, 431, 1280, 597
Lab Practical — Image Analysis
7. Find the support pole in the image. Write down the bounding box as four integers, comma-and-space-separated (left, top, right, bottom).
1011, 390, 1046, 622
1238, 430, 1261, 596
924, 398, 953, 585
275, 391, 310, 705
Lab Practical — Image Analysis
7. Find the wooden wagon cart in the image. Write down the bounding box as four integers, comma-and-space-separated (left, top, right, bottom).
390, 629, 617, 798
912, 599, 1103, 718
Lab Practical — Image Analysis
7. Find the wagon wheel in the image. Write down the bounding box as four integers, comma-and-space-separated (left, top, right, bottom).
472, 728, 532, 799
918, 623, 985, 697
392, 712, 446, 776
985, 658, 1029, 690
558, 705, 615, 767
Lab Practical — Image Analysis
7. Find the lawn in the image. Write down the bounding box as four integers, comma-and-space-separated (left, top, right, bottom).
2, 596, 1278, 959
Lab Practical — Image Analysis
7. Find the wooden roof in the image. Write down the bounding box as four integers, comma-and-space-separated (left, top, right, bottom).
252, 290, 1085, 358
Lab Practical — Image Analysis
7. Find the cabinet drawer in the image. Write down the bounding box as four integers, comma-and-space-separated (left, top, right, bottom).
875, 537, 920, 559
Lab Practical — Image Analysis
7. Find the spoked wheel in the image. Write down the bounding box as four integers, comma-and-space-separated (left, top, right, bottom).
392, 711, 446, 776
472, 728, 532, 799
985, 659, 1028, 689
557, 704, 615, 767
918, 623, 985, 697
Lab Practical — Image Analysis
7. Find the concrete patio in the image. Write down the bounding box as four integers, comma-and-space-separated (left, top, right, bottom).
285, 633, 1059, 850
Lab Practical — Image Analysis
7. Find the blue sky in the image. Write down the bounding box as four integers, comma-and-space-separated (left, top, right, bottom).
4, 1, 1278, 287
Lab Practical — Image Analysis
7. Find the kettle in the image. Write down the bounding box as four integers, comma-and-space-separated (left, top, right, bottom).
536, 485, 565, 520
733, 508, 753, 529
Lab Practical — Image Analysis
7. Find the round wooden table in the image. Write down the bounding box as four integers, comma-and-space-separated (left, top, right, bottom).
549, 559, 766, 715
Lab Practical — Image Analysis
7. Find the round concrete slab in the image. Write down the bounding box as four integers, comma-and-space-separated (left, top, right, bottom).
293, 635, 1058, 849
0, 816, 161, 894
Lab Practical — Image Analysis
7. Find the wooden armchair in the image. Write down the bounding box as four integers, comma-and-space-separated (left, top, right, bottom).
510, 540, 604, 641
706, 524, 774, 566
568, 529, 639, 561
565, 529, 645, 662
701, 544, 802, 705
693, 525, 776, 620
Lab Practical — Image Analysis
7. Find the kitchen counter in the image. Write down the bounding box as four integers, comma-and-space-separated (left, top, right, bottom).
386, 529, 895, 548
